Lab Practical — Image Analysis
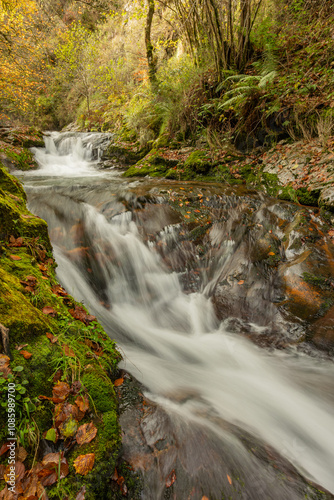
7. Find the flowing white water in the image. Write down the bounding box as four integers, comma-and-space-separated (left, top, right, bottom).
22, 133, 334, 496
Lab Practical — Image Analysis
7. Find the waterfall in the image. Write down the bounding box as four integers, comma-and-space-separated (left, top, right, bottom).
19, 132, 334, 498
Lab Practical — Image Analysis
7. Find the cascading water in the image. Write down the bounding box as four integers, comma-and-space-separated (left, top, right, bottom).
18, 132, 334, 499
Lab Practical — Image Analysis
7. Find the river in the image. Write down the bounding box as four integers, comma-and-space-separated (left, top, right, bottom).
16, 132, 334, 499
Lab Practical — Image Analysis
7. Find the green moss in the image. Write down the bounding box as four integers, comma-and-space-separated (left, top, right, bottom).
184, 150, 212, 175
0, 163, 51, 247
0, 157, 126, 498
295, 188, 320, 207
302, 272, 333, 291
81, 372, 117, 413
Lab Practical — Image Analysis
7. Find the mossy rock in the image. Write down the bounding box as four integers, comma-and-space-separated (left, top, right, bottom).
184, 151, 213, 175
0, 163, 51, 246
123, 149, 177, 178
105, 143, 147, 165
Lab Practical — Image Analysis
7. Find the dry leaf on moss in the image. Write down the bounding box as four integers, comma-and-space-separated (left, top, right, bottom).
73, 454, 95, 475
76, 423, 97, 446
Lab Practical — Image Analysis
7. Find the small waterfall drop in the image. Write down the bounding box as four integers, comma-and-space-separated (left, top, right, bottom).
19, 133, 334, 498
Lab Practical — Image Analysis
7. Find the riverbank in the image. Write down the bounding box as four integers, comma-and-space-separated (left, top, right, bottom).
105, 134, 334, 214
0, 134, 137, 499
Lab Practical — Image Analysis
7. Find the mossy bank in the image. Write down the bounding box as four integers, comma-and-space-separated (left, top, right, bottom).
0, 157, 128, 499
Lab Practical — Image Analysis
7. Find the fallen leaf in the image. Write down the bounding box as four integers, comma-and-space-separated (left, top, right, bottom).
39, 453, 69, 486
59, 415, 78, 439
202, 497, 209, 500
53, 369, 63, 382
0, 355, 11, 377
20, 350, 32, 359
69, 305, 96, 325
75, 395, 89, 412
76, 423, 97, 446
9, 236, 24, 247
165, 469, 176, 488
54, 403, 79, 428
227, 474, 232, 484
51, 285, 68, 297
71, 381, 82, 395
62, 344, 76, 357
0, 444, 8, 456
52, 381, 71, 402
17, 446, 27, 462
46, 332, 58, 344
45, 428, 57, 443
42, 306, 57, 317
114, 378, 124, 387
237, 280, 244, 285
268, 252, 275, 256
76, 486, 87, 500
9, 255, 21, 261
73, 454, 95, 475
4, 461, 25, 483
15, 344, 28, 351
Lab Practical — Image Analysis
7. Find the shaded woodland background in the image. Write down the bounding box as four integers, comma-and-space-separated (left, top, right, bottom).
1, 0, 334, 150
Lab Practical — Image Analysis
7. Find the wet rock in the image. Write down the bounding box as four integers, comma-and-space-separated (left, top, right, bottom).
311, 305, 334, 352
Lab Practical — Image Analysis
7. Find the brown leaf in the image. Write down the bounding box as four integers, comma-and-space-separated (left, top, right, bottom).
0, 464, 5, 480
20, 350, 32, 360
20, 472, 38, 498
62, 344, 76, 357
17, 446, 28, 462
76, 423, 97, 446
165, 469, 176, 488
76, 486, 87, 500
54, 403, 78, 428
9, 236, 24, 247
237, 280, 244, 285
114, 378, 124, 387
73, 454, 95, 475
0, 443, 9, 457
9, 254, 21, 261
51, 284, 68, 297
38, 263, 48, 273
71, 380, 82, 395
0, 354, 10, 369
53, 369, 63, 383
0, 355, 11, 378
46, 332, 58, 344
69, 305, 96, 325
25, 275, 37, 284
75, 395, 89, 413
4, 461, 25, 483
52, 381, 70, 402
42, 306, 56, 317
38, 453, 69, 486
15, 344, 28, 351
111, 468, 118, 481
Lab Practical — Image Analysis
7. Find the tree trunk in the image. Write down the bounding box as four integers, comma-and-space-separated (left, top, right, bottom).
237, 0, 251, 70
145, 0, 157, 86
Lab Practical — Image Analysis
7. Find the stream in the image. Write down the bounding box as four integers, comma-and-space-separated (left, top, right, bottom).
16, 132, 334, 499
